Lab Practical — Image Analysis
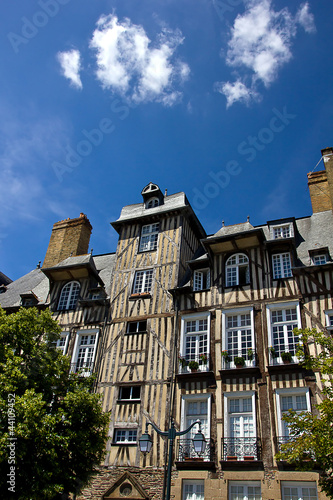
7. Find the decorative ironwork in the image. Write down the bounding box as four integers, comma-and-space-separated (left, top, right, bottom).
177, 438, 211, 461
222, 437, 260, 460
276, 435, 292, 452
178, 353, 210, 374
70, 361, 94, 375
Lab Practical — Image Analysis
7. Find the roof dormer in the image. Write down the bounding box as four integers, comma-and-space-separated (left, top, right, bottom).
141, 182, 164, 209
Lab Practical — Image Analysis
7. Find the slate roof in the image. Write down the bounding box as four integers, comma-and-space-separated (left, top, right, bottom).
0, 253, 116, 309
211, 221, 255, 238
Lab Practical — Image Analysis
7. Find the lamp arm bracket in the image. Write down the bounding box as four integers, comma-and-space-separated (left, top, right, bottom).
146, 421, 168, 437
176, 419, 202, 437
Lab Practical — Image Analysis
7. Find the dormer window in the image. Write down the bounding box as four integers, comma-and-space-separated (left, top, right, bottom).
193, 269, 210, 291
58, 281, 80, 310
312, 254, 327, 266
225, 253, 250, 287
272, 224, 292, 239
146, 198, 159, 209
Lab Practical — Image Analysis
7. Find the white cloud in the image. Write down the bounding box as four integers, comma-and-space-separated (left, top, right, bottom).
296, 2, 316, 34
216, 0, 316, 106
57, 49, 82, 89
89, 14, 189, 105
215, 80, 260, 108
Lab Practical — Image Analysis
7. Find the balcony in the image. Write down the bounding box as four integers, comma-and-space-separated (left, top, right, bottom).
176, 438, 215, 470
221, 437, 261, 462
70, 361, 94, 376
178, 353, 211, 374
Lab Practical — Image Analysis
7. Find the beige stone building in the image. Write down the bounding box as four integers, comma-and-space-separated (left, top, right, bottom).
1, 147, 333, 500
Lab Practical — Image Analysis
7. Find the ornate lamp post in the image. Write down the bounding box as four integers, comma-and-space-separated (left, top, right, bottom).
139, 419, 206, 500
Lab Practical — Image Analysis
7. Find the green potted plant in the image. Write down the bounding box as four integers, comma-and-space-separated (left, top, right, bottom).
234, 356, 245, 368
247, 348, 254, 361
179, 356, 188, 368
269, 346, 278, 358
221, 350, 230, 363
200, 353, 208, 364
188, 360, 199, 372
281, 351, 293, 363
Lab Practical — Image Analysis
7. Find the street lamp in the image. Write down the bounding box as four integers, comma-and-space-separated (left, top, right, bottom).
139, 419, 206, 500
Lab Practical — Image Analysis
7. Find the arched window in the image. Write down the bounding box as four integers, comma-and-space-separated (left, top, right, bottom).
225, 253, 250, 287
58, 281, 80, 310
145, 197, 159, 209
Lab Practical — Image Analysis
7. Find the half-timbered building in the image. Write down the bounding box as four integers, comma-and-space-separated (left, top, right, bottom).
1, 147, 333, 500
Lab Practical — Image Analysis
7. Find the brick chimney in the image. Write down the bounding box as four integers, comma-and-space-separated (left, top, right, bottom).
43, 213, 92, 268
307, 147, 333, 213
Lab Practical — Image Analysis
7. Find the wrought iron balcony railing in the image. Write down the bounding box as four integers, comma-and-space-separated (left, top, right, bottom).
221, 349, 257, 370
70, 361, 94, 376
221, 437, 261, 461
177, 438, 212, 462
178, 353, 211, 374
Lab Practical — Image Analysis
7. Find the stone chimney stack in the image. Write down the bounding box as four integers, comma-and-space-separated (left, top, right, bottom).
307, 147, 333, 213
42, 213, 92, 268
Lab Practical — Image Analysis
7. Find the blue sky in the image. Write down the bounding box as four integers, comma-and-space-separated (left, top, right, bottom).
1, 0, 332, 281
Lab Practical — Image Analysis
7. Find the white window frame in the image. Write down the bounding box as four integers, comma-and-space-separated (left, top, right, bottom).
272, 253, 292, 279
71, 329, 99, 376
114, 428, 138, 444
271, 224, 293, 240
139, 223, 159, 252
312, 253, 328, 266
58, 281, 80, 310
266, 301, 301, 364
222, 307, 255, 368
118, 385, 141, 401
224, 391, 257, 442
281, 481, 317, 500
275, 388, 311, 438
126, 320, 147, 334
229, 481, 261, 500
180, 312, 210, 372
182, 480, 205, 500
325, 309, 333, 331
132, 269, 153, 294
225, 253, 250, 287
145, 197, 159, 209
181, 393, 211, 461
56, 331, 70, 355
193, 269, 210, 291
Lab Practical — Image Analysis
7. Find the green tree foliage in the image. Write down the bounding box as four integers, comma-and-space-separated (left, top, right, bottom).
0, 307, 110, 499
276, 328, 333, 498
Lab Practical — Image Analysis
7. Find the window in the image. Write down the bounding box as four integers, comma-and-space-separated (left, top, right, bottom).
146, 198, 159, 209
312, 254, 327, 265
267, 302, 301, 364
71, 330, 99, 376
229, 482, 261, 500
180, 395, 211, 461
133, 269, 153, 294
180, 313, 210, 371
114, 429, 137, 444
182, 480, 204, 500
223, 308, 254, 368
276, 389, 311, 445
281, 482, 317, 500
139, 223, 159, 252
193, 269, 210, 291
272, 224, 292, 239
58, 281, 80, 310
272, 253, 292, 279
118, 386, 141, 401
226, 253, 250, 287
127, 320, 147, 334
56, 332, 69, 354
223, 392, 258, 460
325, 310, 333, 331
